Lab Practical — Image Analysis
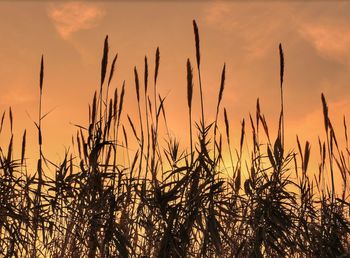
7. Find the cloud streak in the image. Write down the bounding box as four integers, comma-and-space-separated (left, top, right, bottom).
299, 22, 350, 66
204, 3, 296, 59
48, 2, 105, 40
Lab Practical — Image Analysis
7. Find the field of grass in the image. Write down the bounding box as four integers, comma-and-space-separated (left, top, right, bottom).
0, 20, 349, 258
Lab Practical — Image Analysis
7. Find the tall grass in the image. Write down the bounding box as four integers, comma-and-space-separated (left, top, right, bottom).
0, 20, 349, 257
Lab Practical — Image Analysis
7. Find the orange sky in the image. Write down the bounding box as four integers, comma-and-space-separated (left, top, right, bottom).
1, 1, 350, 183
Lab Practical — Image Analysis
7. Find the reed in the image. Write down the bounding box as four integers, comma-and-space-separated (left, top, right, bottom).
0, 20, 349, 258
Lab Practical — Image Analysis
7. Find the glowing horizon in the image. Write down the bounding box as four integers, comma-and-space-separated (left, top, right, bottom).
0, 2, 349, 183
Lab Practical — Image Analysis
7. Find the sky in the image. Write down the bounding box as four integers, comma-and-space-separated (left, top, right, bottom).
0, 1, 350, 181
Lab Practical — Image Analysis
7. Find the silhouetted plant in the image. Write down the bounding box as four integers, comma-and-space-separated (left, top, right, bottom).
0, 20, 349, 258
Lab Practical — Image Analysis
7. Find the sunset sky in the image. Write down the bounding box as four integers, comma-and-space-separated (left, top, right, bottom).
1, 1, 350, 176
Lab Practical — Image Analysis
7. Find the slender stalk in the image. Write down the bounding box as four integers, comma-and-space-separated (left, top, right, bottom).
193, 20, 205, 127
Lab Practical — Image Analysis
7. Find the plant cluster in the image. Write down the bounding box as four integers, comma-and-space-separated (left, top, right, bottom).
0, 21, 349, 258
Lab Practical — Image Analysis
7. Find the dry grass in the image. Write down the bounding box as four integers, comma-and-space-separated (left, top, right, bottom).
0, 20, 350, 258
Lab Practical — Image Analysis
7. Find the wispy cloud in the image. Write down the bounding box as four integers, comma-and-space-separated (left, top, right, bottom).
203, 3, 294, 59
0, 88, 35, 106
205, 2, 232, 30
204, 2, 350, 66
299, 22, 350, 66
48, 2, 105, 40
